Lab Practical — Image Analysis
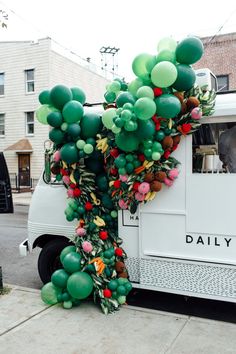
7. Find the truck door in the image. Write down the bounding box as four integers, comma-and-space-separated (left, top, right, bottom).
0, 152, 13, 213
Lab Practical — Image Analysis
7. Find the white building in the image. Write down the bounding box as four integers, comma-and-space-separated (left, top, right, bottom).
0, 37, 110, 190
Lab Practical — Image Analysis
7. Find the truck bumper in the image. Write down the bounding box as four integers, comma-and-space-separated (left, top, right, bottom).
19, 238, 30, 256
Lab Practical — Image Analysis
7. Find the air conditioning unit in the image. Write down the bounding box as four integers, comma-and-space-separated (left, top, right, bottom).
195, 68, 218, 91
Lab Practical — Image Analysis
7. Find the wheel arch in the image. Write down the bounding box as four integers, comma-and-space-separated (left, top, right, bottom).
33, 234, 70, 249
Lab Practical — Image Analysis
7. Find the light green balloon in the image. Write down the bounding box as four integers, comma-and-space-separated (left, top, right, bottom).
41, 282, 60, 305
132, 53, 154, 81
152, 152, 161, 161
76, 139, 86, 149
102, 108, 117, 129
109, 81, 121, 93
136, 86, 154, 99
111, 125, 121, 134
128, 78, 144, 97
36, 105, 58, 125
151, 61, 177, 88
157, 37, 177, 52
145, 55, 157, 72
156, 50, 176, 63
134, 97, 156, 121
83, 144, 94, 154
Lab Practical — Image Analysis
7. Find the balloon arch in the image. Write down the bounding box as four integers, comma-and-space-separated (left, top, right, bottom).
36, 36, 216, 314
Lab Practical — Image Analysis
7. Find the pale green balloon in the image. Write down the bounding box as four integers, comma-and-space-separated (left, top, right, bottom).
156, 50, 176, 63
151, 61, 177, 88
76, 139, 86, 149
132, 53, 154, 81
36, 105, 58, 125
83, 144, 94, 154
134, 97, 156, 120
128, 78, 144, 97
109, 81, 121, 93
136, 86, 154, 99
157, 37, 177, 52
152, 152, 161, 161
111, 125, 121, 134
102, 108, 117, 129
61, 122, 68, 131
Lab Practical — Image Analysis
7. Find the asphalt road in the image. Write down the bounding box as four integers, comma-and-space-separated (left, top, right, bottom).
0, 205, 42, 289
1, 205, 236, 323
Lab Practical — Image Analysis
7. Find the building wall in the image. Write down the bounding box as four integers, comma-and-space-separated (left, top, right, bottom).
194, 32, 236, 90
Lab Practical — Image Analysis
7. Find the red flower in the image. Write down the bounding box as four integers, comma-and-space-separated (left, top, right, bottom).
103, 289, 112, 298
70, 183, 76, 189
133, 182, 141, 191
182, 123, 192, 133
152, 114, 159, 124
172, 145, 178, 151
164, 150, 171, 159
155, 122, 161, 131
153, 88, 163, 97
110, 168, 118, 176
60, 169, 68, 176
113, 180, 121, 188
99, 230, 108, 240
85, 201, 93, 211
73, 188, 81, 197
115, 248, 123, 257
138, 154, 145, 162
110, 148, 119, 158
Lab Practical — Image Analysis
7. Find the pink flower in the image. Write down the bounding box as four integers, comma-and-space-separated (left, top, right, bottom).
82, 241, 93, 253
62, 175, 70, 185
67, 189, 74, 198
76, 227, 86, 236
164, 177, 174, 187
138, 182, 150, 195
135, 192, 145, 201
53, 150, 61, 162
119, 174, 128, 182
168, 168, 179, 180
118, 199, 128, 209
191, 107, 202, 120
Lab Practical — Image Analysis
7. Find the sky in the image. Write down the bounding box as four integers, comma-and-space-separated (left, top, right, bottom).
1, 0, 236, 81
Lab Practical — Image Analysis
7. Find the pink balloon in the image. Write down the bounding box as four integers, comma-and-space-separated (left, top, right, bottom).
82, 241, 93, 253
168, 168, 179, 180
138, 182, 150, 195
191, 107, 202, 120
62, 175, 70, 185
76, 227, 86, 236
164, 177, 174, 187
67, 189, 74, 198
53, 150, 61, 162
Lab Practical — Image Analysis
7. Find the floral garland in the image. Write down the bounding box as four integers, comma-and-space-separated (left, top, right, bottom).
37, 36, 216, 313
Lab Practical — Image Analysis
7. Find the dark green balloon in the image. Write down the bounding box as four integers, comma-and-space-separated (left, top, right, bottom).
50, 85, 72, 110
115, 131, 139, 152
136, 119, 155, 140
101, 194, 114, 209
176, 37, 204, 65
60, 142, 79, 164
172, 64, 196, 91
67, 271, 93, 299
67, 123, 81, 138
80, 112, 102, 138
47, 111, 63, 128
49, 128, 64, 144
155, 130, 165, 141
39, 90, 51, 105
95, 174, 109, 191
155, 94, 181, 118
104, 91, 116, 103
116, 92, 135, 108
62, 100, 84, 124
51, 269, 69, 289
62, 252, 82, 273
71, 87, 86, 105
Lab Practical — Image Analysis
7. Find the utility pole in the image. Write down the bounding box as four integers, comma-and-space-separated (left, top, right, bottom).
100, 46, 119, 79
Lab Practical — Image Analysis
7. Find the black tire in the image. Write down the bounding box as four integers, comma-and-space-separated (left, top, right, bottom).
38, 238, 70, 284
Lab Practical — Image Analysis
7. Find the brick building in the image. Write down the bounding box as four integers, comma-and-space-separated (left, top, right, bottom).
194, 32, 236, 91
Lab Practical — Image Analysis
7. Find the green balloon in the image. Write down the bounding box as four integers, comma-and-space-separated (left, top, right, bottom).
121, 109, 132, 121
62, 100, 84, 124
136, 119, 155, 139
116, 92, 135, 108
109, 81, 121, 93
60, 142, 79, 164
41, 282, 60, 305
152, 152, 161, 161
50, 85, 72, 110
76, 139, 86, 149
67, 271, 93, 299
102, 108, 117, 129
111, 125, 121, 134
68, 199, 78, 210
157, 37, 177, 52
71, 87, 86, 105
62, 252, 82, 273
101, 194, 114, 209
47, 111, 63, 128
85, 157, 104, 174
155, 94, 181, 118
115, 131, 139, 152
36, 104, 58, 125
156, 50, 176, 63
49, 128, 64, 144
155, 130, 165, 141
176, 37, 204, 65
83, 143, 94, 154
151, 61, 177, 88
124, 120, 137, 132
132, 53, 154, 81
63, 300, 73, 309
80, 112, 102, 138
67, 123, 81, 138
128, 78, 144, 97
39, 90, 51, 105
104, 91, 116, 103
51, 269, 69, 289
145, 55, 157, 72
61, 122, 68, 131
172, 64, 196, 91
134, 97, 156, 120
136, 86, 154, 99
95, 174, 108, 191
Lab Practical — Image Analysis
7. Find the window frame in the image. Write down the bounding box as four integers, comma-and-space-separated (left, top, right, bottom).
25, 69, 35, 94
0, 113, 5, 137
0, 73, 5, 96
216, 75, 229, 92
25, 111, 35, 136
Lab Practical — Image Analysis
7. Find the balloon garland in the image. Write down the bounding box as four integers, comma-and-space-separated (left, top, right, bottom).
37, 36, 216, 314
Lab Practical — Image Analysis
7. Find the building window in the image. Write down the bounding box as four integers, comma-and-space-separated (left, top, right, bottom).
0, 73, 4, 95
217, 75, 229, 92
25, 69, 35, 93
25, 112, 34, 135
0, 113, 5, 136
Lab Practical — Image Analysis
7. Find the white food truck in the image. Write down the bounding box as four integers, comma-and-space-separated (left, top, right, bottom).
19, 75, 236, 304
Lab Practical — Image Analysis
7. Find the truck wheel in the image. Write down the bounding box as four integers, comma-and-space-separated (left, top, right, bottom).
38, 239, 70, 284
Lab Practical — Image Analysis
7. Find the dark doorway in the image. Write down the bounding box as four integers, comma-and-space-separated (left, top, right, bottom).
18, 154, 30, 187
